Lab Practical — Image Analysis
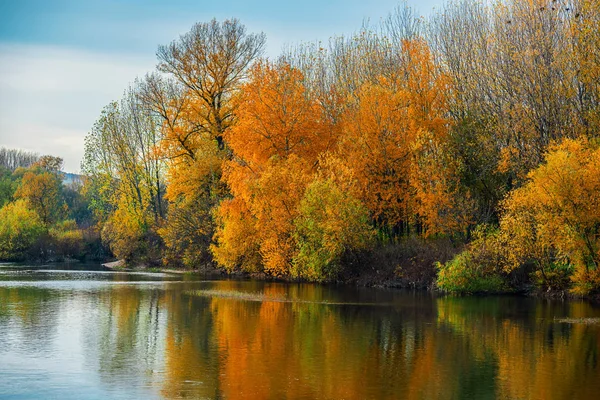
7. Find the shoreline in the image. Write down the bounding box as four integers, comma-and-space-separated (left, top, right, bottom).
100, 259, 600, 302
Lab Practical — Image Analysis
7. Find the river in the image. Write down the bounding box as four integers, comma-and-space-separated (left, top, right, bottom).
1, 263, 599, 399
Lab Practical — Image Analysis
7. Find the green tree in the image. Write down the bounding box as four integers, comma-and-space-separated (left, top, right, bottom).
292, 178, 375, 281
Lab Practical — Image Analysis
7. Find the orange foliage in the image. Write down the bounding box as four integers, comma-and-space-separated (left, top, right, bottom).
226, 61, 337, 165
336, 39, 468, 235
213, 61, 337, 275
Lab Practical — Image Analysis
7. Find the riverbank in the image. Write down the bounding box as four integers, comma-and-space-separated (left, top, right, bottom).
100, 256, 600, 302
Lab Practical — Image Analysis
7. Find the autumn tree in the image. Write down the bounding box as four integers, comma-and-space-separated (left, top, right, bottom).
213, 61, 337, 276
155, 18, 266, 150
14, 158, 66, 226
330, 38, 469, 236
572, 0, 600, 135
137, 19, 265, 268
0, 199, 45, 260
430, 0, 600, 223
499, 138, 600, 294
292, 178, 375, 281
82, 86, 165, 262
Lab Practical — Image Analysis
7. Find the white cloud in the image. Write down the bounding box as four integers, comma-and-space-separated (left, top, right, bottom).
0, 43, 156, 173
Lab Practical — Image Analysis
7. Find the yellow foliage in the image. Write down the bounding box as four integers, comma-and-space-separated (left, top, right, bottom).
500, 137, 600, 293
0, 199, 45, 260
14, 170, 64, 226
101, 195, 148, 261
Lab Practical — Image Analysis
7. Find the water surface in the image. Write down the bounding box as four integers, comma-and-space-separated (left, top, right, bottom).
1, 263, 599, 399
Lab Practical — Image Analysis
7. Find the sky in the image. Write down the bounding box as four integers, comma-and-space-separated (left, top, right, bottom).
0, 0, 442, 173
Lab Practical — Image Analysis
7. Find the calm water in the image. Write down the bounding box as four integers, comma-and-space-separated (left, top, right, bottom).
1, 264, 600, 399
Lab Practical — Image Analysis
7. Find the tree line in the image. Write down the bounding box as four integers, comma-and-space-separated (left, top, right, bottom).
3, 0, 598, 294
0, 154, 105, 261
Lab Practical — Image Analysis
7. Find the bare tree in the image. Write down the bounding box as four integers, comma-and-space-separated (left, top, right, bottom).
0, 148, 39, 171
156, 18, 266, 150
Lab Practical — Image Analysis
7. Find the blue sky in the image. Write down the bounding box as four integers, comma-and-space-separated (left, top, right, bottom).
0, 0, 442, 172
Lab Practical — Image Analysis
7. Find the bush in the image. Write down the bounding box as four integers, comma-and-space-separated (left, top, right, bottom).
531, 262, 574, 292
159, 197, 215, 270
101, 204, 162, 265
49, 219, 84, 260
436, 250, 508, 294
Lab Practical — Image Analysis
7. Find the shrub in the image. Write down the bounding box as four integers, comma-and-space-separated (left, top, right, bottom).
531, 262, 574, 292
49, 219, 84, 260
101, 203, 162, 264
436, 250, 508, 294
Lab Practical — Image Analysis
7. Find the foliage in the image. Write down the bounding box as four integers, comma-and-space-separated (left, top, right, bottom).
62, 2, 600, 289
499, 138, 600, 294
0, 199, 45, 261
0, 167, 18, 208
82, 89, 166, 262
49, 219, 84, 260
14, 168, 65, 226
213, 61, 335, 276
435, 224, 512, 294
158, 190, 217, 269
100, 196, 161, 264
331, 38, 471, 236
292, 179, 375, 281
436, 251, 508, 294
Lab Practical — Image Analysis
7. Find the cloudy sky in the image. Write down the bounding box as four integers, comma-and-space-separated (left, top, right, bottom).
0, 0, 441, 173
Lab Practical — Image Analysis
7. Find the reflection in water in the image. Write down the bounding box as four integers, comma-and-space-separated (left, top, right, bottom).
1, 270, 600, 399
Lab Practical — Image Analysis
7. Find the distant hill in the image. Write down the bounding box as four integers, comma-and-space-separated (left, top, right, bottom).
62, 172, 83, 185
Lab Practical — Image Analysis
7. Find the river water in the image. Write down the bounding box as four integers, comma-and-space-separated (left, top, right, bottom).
1, 263, 599, 399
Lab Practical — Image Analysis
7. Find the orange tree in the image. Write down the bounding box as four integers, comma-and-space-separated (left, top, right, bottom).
212, 61, 338, 276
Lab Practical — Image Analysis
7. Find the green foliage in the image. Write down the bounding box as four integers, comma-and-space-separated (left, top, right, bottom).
0, 168, 18, 209
159, 195, 215, 269
49, 219, 84, 260
63, 182, 94, 227
0, 200, 45, 261
436, 251, 508, 294
532, 262, 574, 292
292, 179, 375, 282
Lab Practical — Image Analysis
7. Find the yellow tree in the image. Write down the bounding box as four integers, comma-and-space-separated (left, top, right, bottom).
500, 137, 600, 293
430, 0, 600, 223
82, 90, 165, 262
14, 164, 65, 226
138, 19, 265, 268
0, 199, 45, 260
572, 0, 600, 135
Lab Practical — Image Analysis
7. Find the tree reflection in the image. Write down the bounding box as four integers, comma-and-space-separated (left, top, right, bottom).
4, 282, 600, 399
